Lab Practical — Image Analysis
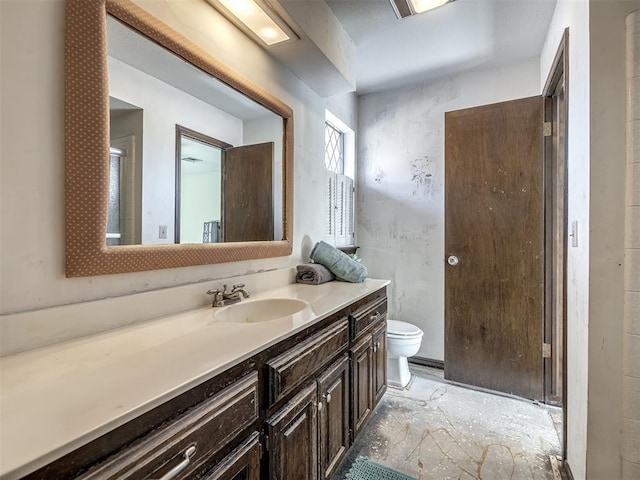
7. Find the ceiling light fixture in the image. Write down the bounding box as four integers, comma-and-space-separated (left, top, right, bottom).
390, 0, 455, 18
206, 0, 298, 47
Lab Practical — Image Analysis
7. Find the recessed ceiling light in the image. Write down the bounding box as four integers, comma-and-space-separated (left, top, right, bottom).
390, 0, 455, 19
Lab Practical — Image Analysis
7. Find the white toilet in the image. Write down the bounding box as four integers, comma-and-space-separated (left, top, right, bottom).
386, 319, 424, 388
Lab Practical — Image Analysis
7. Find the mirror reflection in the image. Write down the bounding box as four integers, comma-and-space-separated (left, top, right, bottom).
106, 15, 283, 246
176, 127, 226, 244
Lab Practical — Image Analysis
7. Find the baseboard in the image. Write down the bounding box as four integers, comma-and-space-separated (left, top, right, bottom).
409, 356, 444, 370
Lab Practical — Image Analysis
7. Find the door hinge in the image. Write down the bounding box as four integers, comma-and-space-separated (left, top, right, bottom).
543, 122, 552, 137
543, 343, 552, 358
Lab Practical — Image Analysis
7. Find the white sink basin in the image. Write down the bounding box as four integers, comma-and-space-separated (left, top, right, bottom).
214, 298, 312, 324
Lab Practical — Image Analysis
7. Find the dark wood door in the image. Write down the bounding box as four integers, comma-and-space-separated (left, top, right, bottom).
444, 96, 544, 400
222, 142, 274, 242
349, 335, 373, 439
267, 383, 318, 480
317, 355, 350, 480
371, 322, 387, 406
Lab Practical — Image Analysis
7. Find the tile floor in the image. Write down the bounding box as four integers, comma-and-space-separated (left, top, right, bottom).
332, 365, 563, 480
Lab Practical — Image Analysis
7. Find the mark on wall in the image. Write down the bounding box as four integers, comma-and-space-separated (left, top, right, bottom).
374, 166, 385, 183
410, 155, 434, 196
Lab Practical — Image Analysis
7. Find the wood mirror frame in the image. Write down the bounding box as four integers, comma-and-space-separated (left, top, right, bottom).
65, 0, 293, 277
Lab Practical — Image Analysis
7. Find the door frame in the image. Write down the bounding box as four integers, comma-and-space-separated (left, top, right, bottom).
542, 28, 569, 460
174, 125, 231, 244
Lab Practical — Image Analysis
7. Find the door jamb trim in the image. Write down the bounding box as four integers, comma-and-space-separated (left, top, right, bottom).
542, 27, 569, 462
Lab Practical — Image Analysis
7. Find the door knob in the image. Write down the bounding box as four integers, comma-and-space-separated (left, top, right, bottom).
447, 256, 459, 266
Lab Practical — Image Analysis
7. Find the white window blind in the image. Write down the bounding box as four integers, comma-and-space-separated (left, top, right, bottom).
325, 171, 354, 246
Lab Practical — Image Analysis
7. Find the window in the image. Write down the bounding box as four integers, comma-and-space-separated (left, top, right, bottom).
324, 112, 355, 247
325, 122, 344, 174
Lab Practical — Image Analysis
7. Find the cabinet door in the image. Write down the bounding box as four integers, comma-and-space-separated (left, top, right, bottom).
372, 322, 387, 407
202, 432, 261, 480
317, 355, 350, 480
350, 335, 373, 439
267, 383, 318, 480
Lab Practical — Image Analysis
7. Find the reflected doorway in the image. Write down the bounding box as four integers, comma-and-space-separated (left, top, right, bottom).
175, 126, 230, 244
175, 125, 276, 245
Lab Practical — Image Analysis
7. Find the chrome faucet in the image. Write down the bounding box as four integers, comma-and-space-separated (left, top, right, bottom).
207, 284, 250, 307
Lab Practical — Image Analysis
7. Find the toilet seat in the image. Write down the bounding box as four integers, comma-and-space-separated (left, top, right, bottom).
387, 319, 423, 338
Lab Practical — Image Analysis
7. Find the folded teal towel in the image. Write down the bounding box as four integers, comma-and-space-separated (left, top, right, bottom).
309, 241, 367, 283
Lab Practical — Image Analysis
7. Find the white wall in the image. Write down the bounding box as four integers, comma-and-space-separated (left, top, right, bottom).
625, 10, 640, 480
357, 58, 540, 361
588, 2, 640, 479
0, 0, 356, 346
540, 1, 640, 477
587, 3, 628, 477
180, 170, 221, 244
539, 1, 590, 477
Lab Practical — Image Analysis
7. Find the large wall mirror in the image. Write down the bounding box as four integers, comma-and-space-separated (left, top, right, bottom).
65, 0, 293, 277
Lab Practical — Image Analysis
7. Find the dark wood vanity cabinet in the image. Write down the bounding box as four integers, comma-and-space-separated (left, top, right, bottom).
317, 355, 350, 480
265, 320, 350, 480
266, 289, 387, 480
349, 334, 373, 439
348, 294, 388, 440
267, 354, 351, 480
372, 322, 388, 406
23, 287, 387, 480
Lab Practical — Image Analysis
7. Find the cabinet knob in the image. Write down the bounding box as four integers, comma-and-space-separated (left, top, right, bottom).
317, 401, 323, 412
325, 393, 332, 404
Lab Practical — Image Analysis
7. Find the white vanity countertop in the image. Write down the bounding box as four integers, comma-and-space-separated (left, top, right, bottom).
0, 279, 389, 480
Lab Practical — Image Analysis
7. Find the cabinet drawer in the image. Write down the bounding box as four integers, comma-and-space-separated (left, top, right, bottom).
202, 431, 261, 480
267, 319, 349, 405
79, 372, 259, 480
349, 297, 387, 341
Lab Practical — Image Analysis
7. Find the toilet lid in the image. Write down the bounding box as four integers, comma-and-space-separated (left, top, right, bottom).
387, 319, 423, 337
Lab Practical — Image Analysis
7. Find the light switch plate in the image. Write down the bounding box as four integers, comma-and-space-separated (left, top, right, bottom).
571, 220, 578, 247
159, 225, 167, 239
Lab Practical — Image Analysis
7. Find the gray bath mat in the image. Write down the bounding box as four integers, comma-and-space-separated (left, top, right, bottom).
345, 456, 416, 480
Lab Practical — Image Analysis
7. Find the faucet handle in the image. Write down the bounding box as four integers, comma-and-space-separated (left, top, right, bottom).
206, 288, 224, 307
232, 283, 245, 290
